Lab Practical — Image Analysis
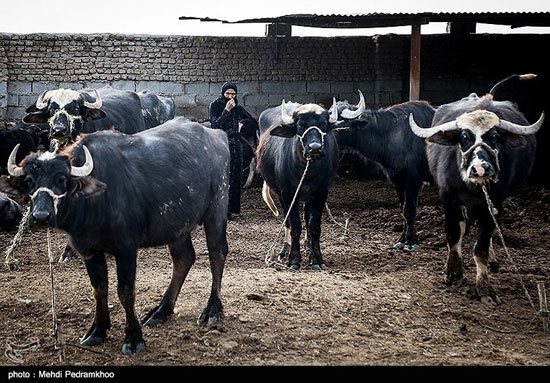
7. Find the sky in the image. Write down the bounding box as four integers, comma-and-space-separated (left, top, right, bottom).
2, 0, 549, 36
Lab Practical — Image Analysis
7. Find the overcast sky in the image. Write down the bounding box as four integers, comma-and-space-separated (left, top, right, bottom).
2, 0, 549, 36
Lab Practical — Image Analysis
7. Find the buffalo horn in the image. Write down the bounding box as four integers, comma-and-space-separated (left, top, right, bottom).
81, 89, 102, 109
499, 112, 545, 136
70, 146, 94, 177
340, 90, 366, 119
329, 98, 338, 123
35, 90, 51, 110
409, 114, 458, 138
281, 100, 295, 125
7, 144, 25, 177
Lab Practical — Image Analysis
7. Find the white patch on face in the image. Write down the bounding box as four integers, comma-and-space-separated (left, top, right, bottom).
295, 104, 324, 115
457, 111, 499, 184
456, 110, 499, 137
38, 151, 57, 161
47, 89, 81, 108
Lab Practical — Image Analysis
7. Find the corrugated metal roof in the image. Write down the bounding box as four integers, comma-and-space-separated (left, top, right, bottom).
180, 12, 550, 29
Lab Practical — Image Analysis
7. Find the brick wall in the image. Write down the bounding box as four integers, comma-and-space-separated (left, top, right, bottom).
1, 32, 549, 184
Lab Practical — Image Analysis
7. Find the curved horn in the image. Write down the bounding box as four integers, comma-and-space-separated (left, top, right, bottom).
7, 144, 25, 177
409, 114, 458, 138
499, 112, 545, 136
35, 90, 51, 110
70, 145, 94, 177
340, 90, 366, 119
329, 97, 338, 123
81, 89, 102, 109
281, 100, 295, 125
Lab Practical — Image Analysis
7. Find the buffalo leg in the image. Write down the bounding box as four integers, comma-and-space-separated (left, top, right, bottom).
393, 186, 407, 249
81, 253, 110, 347
142, 233, 196, 326
198, 216, 228, 326
286, 202, 302, 270
114, 250, 146, 355
488, 238, 500, 273
277, 197, 291, 260
394, 182, 421, 251
306, 194, 327, 270
442, 199, 466, 286
474, 213, 501, 305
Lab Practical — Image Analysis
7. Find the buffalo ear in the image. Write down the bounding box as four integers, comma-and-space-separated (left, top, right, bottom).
22, 112, 49, 125
68, 176, 106, 198
500, 131, 527, 149
269, 124, 297, 138
81, 108, 106, 122
0, 176, 25, 196
428, 130, 460, 146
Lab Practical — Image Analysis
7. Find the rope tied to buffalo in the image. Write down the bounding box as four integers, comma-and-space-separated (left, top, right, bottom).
265, 160, 311, 269
4, 205, 31, 270
481, 185, 549, 331
47, 228, 66, 362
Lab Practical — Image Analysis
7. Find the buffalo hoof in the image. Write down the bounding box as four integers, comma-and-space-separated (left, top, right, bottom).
476, 286, 502, 306
80, 326, 108, 346
197, 311, 221, 327
445, 272, 464, 288
289, 264, 300, 270
80, 334, 105, 347
393, 242, 405, 250
121, 340, 146, 355
404, 244, 420, 252
141, 305, 172, 327
310, 264, 327, 271
197, 299, 223, 327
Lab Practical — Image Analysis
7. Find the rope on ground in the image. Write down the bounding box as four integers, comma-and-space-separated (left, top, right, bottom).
265, 160, 310, 270
324, 202, 349, 239
4, 205, 31, 270
47, 228, 65, 362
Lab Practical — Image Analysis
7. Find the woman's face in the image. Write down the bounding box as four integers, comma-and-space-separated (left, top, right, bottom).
224, 89, 237, 99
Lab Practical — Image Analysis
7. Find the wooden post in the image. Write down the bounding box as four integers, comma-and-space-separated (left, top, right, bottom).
409, 24, 421, 101
537, 282, 549, 332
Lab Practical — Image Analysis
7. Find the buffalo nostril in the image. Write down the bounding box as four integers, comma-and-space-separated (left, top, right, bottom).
308, 143, 322, 152
32, 211, 51, 224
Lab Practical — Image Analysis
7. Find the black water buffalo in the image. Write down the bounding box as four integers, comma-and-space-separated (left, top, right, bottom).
0, 194, 22, 230
0, 117, 230, 354
137, 91, 176, 129
334, 94, 435, 251
257, 97, 364, 270
0, 127, 37, 176
22, 86, 147, 152
409, 93, 545, 304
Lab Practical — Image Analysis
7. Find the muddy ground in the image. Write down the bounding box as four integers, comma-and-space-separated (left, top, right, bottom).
1, 174, 550, 366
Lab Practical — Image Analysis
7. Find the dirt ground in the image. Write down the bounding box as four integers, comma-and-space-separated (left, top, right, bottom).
1, 173, 550, 367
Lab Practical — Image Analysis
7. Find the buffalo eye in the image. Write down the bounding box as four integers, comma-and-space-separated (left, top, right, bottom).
24, 176, 35, 190
56, 175, 67, 187
460, 131, 470, 142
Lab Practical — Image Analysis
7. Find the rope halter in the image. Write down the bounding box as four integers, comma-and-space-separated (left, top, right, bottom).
30, 187, 67, 216
296, 126, 326, 151
48, 109, 83, 150
461, 141, 501, 182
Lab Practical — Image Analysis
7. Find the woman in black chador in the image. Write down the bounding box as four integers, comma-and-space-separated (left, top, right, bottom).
209, 82, 255, 221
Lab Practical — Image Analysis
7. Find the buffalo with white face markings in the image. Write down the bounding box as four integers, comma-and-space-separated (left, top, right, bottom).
0, 117, 230, 355
22, 86, 147, 152
257, 97, 364, 270
409, 93, 545, 305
